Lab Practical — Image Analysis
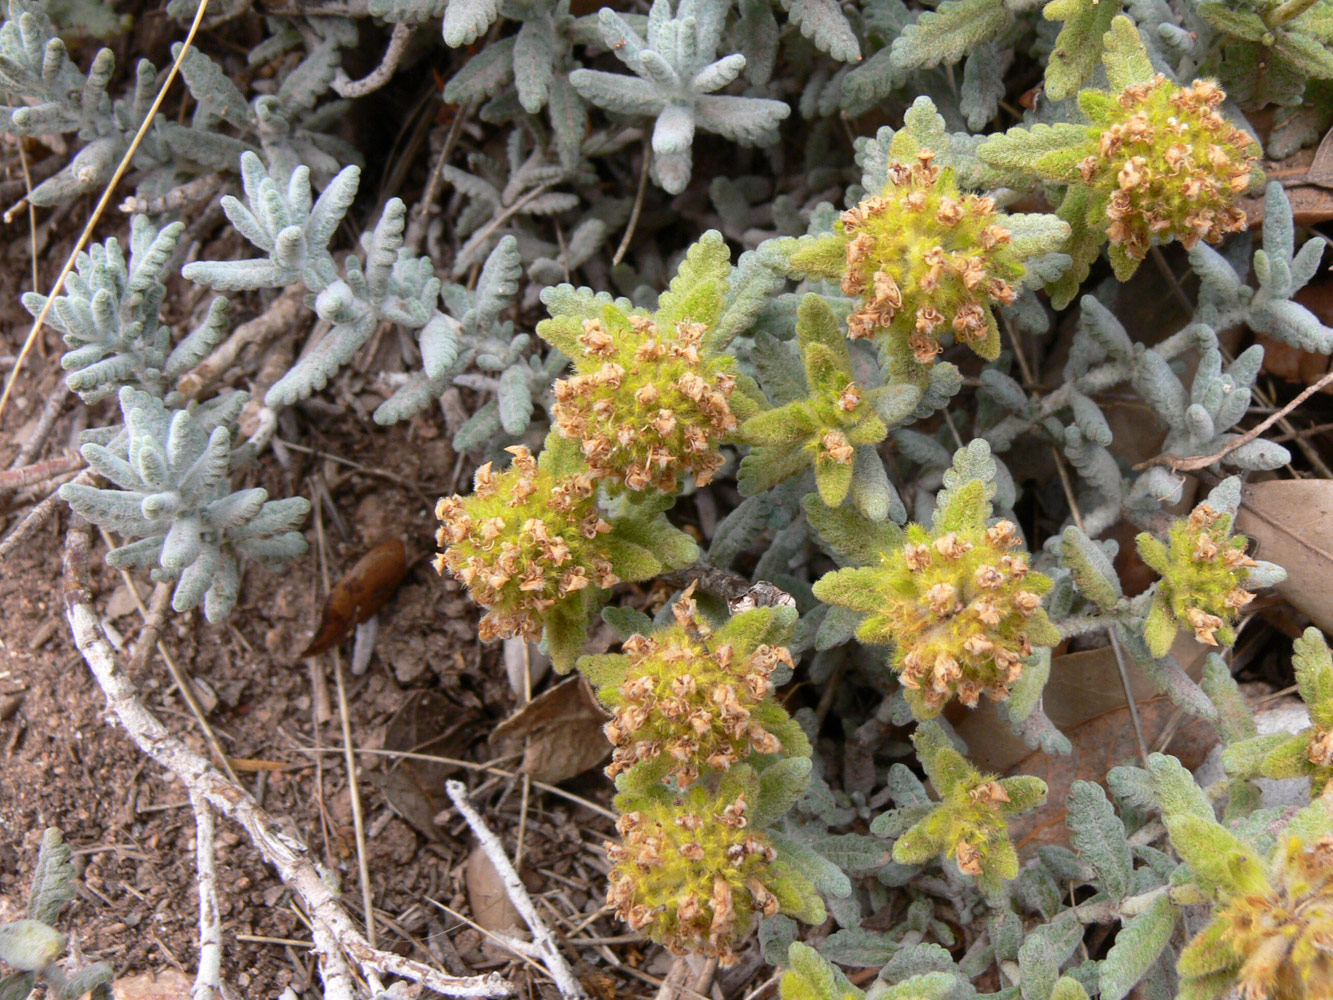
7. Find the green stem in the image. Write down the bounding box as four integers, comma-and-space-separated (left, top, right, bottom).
1269, 0, 1319, 26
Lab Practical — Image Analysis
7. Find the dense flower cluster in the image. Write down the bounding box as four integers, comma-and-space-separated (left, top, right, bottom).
1137, 502, 1258, 655
1180, 834, 1333, 1000
599, 590, 794, 786
604, 787, 807, 963
816, 514, 1060, 716
836, 151, 1026, 365
552, 313, 738, 492
1078, 76, 1256, 261
434, 445, 615, 642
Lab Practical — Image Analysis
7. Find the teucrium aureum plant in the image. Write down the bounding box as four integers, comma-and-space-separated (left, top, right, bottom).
27, 0, 1333, 992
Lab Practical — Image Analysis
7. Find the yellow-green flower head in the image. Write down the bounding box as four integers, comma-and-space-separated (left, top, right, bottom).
838, 150, 1025, 365
815, 494, 1059, 718
1181, 834, 1333, 1000
434, 445, 616, 643
604, 786, 805, 963
552, 312, 738, 493
1078, 75, 1256, 262
598, 587, 795, 788
888, 519, 1057, 712
1137, 502, 1259, 657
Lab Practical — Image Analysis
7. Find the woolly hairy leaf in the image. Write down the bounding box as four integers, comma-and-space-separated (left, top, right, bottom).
1147, 753, 1212, 821
814, 927, 896, 969
1163, 812, 1267, 897
767, 831, 853, 898
1065, 781, 1132, 900
891, 0, 1010, 70
1018, 913, 1082, 1000
786, 0, 861, 62
656, 229, 730, 328
933, 440, 996, 530
1099, 892, 1178, 1000
961, 40, 1006, 130
780, 941, 864, 1000
1060, 525, 1122, 610
443, 0, 503, 46
1294, 626, 1333, 728
1042, 0, 1122, 101
754, 756, 813, 828
28, 829, 74, 926
1101, 14, 1152, 91
443, 37, 515, 102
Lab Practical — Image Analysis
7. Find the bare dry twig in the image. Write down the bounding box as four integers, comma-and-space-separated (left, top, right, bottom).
446, 780, 588, 1000
1135, 364, 1333, 472
63, 522, 514, 999
190, 789, 224, 1000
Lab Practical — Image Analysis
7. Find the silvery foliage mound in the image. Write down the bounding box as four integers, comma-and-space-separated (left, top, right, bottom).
23, 216, 228, 404
60, 387, 310, 621
0, 0, 355, 206
182, 150, 554, 435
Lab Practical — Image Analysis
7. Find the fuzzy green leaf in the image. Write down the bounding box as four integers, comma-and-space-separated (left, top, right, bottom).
785, 234, 849, 280
1148, 753, 1213, 821
1294, 626, 1333, 729
655, 230, 730, 328
1101, 15, 1153, 91
891, 0, 1011, 71
1043, 0, 1124, 101
742, 403, 820, 445
1196, 2, 1270, 42
781, 941, 864, 1000
795, 292, 847, 358
813, 566, 885, 613
1066, 780, 1132, 900
28, 829, 75, 927
977, 122, 1087, 182
754, 757, 815, 828
1060, 525, 1123, 611
1099, 892, 1179, 1000
1143, 599, 1177, 659
803, 494, 902, 565
815, 455, 854, 506
1164, 813, 1268, 897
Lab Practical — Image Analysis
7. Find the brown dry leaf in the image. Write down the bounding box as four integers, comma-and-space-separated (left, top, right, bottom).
490, 675, 610, 783
364, 690, 477, 840
1308, 124, 1333, 188
302, 538, 409, 656
957, 637, 1217, 849
1242, 182, 1333, 227
1236, 478, 1333, 634
113, 969, 192, 1000
1006, 695, 1219, 849
954, 632, 1211, 775
465, 844, 524, 936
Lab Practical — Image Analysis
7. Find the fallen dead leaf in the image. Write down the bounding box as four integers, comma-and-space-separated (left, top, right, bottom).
364, 690, 477, 840
490, 675, 610, 783
1242, 181, 1333, 227
1236, 478, 1333, 634
302, 538, 409, 656
955, 632, 1212, 776
113, 969, 192, 1000
465, 844, 524, 937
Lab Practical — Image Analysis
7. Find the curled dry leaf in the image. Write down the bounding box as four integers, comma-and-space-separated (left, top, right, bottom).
1235, 479, 1333, 634
489, 675, 610, 783
302, 537, 409, 657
